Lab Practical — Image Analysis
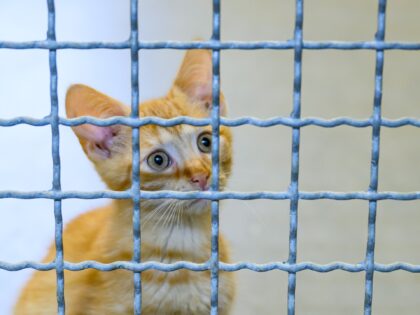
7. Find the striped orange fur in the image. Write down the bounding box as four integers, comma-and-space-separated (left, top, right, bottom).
14, 50, 235, 315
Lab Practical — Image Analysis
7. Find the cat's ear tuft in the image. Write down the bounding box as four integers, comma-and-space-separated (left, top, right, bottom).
66, 84, 129, 160
173, 49, 227, 115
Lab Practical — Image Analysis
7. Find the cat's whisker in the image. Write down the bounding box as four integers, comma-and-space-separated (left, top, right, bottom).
160, 202, 180, 232
174, 204, 183, 235
160, 204, 180, 262
145, 201, 177, 233
151, 203, 173, 232
141, 204, 163, 225
164, 203, 179, 230
141, 200, 170, 228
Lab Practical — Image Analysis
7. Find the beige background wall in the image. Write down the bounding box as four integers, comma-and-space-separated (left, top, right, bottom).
1, 1, 420, 314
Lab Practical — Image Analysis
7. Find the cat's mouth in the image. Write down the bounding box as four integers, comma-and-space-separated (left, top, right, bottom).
186, 197, 211, 212
190, 198, 208, 205
186, 183, 226, 206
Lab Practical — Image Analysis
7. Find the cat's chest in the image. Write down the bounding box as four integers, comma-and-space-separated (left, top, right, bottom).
105, 214, 211, 263
94, 211, 221, 314
141, 222, 211, 261
94, 269, 232, 315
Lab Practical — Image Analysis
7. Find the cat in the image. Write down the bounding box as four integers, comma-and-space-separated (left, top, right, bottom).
14, 49, 235, 315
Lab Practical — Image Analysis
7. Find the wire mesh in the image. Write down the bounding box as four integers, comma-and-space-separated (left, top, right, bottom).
2, 0, 420, 314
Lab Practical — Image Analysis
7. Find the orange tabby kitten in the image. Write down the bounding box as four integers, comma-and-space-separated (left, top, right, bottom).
15, 50, 235, 315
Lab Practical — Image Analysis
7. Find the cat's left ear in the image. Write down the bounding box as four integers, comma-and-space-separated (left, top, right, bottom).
66, 84, 129, 161
173, 49, 227, 116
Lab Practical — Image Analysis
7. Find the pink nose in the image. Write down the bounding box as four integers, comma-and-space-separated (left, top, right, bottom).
190, 174, 209, 190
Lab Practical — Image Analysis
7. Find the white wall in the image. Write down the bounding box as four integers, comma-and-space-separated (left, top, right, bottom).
2, 1, 420, 314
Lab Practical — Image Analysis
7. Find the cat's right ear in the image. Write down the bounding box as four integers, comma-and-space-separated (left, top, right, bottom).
172, 49, 227, 116
66, 84, 129, 161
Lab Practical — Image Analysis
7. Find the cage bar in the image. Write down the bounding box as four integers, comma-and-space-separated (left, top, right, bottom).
2, 40, 420, 50
46, 0, 66, 314
3, 116, 420, 128
210, 0, 221, 314
4, 190, 420, 201
3, 260, 420, 273
129, 0, 142, 314
287, 0, 304, 313
363, 0, 387, 314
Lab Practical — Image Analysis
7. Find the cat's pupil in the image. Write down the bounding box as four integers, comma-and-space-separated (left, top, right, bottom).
154, 155, 164, 165
201, 137, 211, 147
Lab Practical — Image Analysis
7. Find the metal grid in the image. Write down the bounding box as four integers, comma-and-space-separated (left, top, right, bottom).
1, 0, 420, 314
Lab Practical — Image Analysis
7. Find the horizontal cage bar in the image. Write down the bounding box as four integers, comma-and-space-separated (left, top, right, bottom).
2, 190, 420, 200
2, 116, 420, 128
2, 260, 420, 273
2, 40, 420, 50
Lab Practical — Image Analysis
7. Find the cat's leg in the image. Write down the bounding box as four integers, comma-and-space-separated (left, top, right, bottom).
14, 269, 93, 315
14, 270, 57, 315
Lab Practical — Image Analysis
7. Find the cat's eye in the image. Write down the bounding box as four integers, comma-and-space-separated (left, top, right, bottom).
147, 151, 171, 171
197, 132, 212, 153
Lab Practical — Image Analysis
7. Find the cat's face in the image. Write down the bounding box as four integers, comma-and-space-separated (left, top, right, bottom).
66, 50, 232, 212
139, 91, 232, 193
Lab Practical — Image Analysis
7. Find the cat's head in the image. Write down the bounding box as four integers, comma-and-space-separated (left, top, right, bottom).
66, 50, 232, 211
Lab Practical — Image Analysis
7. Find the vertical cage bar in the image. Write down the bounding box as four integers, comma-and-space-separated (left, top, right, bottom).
210, 0, 221, 314
287, 0, 304, 314
363, 0, 387, 314
47, 0, 65, 313
130, 0, 142, 314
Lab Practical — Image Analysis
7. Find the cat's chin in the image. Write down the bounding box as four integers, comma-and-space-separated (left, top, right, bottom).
187, 199, 211, 214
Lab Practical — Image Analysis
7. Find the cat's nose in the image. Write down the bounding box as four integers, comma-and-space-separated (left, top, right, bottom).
190, 173, 209, 190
